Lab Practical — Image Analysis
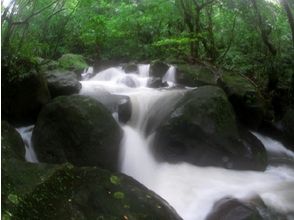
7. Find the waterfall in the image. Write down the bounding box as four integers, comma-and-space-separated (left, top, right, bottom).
163, 65, 176, 86
81, 65, 294, 220
16, 64, 294, 220
16, 125, 38, 163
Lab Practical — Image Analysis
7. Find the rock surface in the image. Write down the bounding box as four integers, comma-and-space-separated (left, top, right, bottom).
1, 121, 25, 161
58, 54, 88, 77
2, 71, 51, 125
153, 86, 267, 170
2, 161, 182, 220
32, 95, 122, 171
45, 69, 82, 98
218, 72, 265, 128
149, 60, 169, 78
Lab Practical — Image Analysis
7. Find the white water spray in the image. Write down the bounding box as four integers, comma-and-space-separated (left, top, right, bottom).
16, 64, 294, 220
79, 65, 294, 220
16, 125, 38, 163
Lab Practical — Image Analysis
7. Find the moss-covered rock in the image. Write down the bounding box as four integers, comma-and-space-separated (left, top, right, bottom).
218, 72, 265, 129
58, 54, 88, 77
153, 86, 267, 170
45, 69, 82, 98
1, 121, 25, 161
150, 60, 169, 78
123, 62, 138, 73
32, 95, 122, 171
2, 71, 51, 125
2, 161, 182, 220
176, 64, 217, 87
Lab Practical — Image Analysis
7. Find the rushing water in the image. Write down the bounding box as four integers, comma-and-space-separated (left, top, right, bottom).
17, 65, 294, 220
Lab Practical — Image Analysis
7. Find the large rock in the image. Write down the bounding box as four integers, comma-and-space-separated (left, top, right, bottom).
58, 54, 88, 77
123, 62, 138, 73
176, 64, 217, 87
32, 95, 122, 171
45, 70, 82, 98
2, 71, 51, 125
150, 60, 169, 78
1, 121, 25, 161
206, 198, 263, 220
2, 161, 182, 220
218, 72, 265, 128
153, 86, 267, 170
147, 77, 168, 88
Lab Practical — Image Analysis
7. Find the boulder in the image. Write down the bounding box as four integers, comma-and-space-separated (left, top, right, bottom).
80, 85, 131, 114
118, 97, 132, 124
45, 70, 82, 98
123, 62, 138, 73
153, 86, 267, 170
58, 54, 88, 77
1, 121, 25, 161
32, 95, 122, 171
2, 161, 182, 220
150, 60, 169, 78
147, 77, 169, 88
206, 198, 263, 220
218, 72, 265, 129
2, 71, 51, 125
176, 64, 217, 87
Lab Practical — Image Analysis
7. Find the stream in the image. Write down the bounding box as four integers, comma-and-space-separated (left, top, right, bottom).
17, 64, 294, 220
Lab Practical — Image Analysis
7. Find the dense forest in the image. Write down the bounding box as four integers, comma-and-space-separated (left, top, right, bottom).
2, 0, 294, 220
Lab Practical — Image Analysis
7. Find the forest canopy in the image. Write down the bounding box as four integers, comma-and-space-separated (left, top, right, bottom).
1, 0, 293, 88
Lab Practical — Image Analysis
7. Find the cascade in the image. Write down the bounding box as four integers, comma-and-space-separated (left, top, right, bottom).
16, 64, 294, 220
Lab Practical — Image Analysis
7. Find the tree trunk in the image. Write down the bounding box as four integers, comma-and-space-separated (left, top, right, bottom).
280, 0, 294, 48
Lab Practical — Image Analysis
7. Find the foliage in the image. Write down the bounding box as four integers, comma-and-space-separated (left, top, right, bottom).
1, 0, 293, 89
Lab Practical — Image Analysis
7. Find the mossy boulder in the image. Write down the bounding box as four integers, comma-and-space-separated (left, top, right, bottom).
2, 71, 51, 125
1, 121, 25, 161
58, 54, 88, 77
32, 95, 122, 171
123, 62, 138, 73
150, 60, 169, 78
218, 72, 265, 128
153, 86, 267, 170
176, 64, 217, 87
45, 69, 82, 98
2, 161, 182, 220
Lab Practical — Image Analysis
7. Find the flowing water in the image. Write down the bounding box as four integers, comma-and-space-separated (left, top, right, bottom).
17, 65, 294, 220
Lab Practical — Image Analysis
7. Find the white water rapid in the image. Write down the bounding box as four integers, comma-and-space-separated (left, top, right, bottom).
16, 125, 38, 163
16, 64, 294, 220
80, 65, 294, 220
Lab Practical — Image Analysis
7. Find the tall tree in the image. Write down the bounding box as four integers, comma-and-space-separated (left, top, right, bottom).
280, 0, 294, 47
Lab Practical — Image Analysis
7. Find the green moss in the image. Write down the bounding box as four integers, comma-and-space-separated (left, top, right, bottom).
58, 54, 88, 73
113, 192, 125, 200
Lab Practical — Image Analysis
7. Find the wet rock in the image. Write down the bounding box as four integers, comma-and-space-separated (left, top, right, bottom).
147, 77, 169, 88
32, 95, 122, 171
2, 71, 51, 125
218, 71, 265, 129
2, 161, 182, 220
123, 62, 138, 73
150, 60, 169, 78
206, 197, 263, 220
176, 64, 217, 87
1, 121, 25, 161
118, 97, 132, 124
153, 86, 267, 171
45, 69, 82, 98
